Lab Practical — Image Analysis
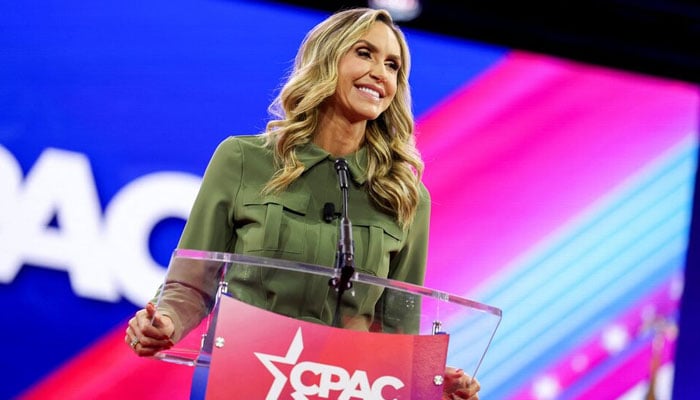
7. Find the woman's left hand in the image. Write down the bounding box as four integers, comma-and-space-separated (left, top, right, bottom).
442, 366, 480, 400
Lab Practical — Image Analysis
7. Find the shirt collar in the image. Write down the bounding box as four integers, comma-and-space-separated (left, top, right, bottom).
297, 141, 368, 185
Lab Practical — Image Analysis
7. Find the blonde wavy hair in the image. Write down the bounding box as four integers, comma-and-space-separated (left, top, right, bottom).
263, 8, 424, 228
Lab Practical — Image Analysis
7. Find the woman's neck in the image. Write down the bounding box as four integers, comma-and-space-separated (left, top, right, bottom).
314, 109, 367, 157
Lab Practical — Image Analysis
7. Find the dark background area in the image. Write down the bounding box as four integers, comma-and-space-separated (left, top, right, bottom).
272, 0, 700, 84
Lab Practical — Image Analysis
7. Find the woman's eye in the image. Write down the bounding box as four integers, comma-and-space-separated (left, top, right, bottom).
386, 61, 400, 71
356, 48, 371, 58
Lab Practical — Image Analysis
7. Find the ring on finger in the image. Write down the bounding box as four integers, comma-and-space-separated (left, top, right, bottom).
130, 337, 139, 349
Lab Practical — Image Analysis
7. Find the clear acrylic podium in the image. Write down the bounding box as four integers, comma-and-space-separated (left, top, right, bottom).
152, 249, 502, 399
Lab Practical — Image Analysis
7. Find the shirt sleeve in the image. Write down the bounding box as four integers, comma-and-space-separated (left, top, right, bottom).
378, 183, 431, 333
177, 136, 243, 252
154, 137, 244, 341
388, 183, 431, 285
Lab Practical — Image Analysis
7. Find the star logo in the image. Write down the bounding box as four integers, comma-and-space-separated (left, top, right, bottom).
254, 327, 305, 400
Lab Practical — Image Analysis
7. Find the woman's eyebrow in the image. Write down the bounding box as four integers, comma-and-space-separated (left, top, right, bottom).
354, 39, 401, 63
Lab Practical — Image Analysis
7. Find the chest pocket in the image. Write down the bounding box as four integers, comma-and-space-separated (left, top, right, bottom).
239, 190, 310, 255
352, 217, 403, 278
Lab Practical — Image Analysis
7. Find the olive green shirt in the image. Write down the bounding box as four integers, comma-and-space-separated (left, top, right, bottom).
162, 135, 430, 336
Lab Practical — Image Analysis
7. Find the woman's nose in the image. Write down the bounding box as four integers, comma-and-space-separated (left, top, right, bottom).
370, 65, 387, 82
369, 62, 388, 82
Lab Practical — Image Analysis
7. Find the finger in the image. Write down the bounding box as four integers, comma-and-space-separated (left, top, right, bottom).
145, 303, 170, 331
146, 302, 157, 319
132, 340, 172, 357
462, 377, 479, 395
134, 308, 152, 330
127, 309, 160, 343
132, 307, 157, 330
126, 330, 173, 356
124, 333, 134, 347
125, 325, 134, 338
132, 319, 172, 345
469, 378, 481, 394
140, 322, 173, 341
125, 333, 140, 352
127, 314, 141, 332
134, 331, 173, 348
126, 318, 143, 344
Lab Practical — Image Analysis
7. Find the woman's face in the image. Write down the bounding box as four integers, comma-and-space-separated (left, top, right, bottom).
329, 21, 402, 123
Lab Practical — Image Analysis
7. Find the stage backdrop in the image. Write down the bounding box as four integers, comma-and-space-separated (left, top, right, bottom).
1, 1, 698, 399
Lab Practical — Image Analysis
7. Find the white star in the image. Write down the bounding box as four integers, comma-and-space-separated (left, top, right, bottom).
254, 328, 305, 400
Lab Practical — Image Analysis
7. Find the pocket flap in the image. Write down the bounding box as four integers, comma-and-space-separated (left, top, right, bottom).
242, 189, 310, 215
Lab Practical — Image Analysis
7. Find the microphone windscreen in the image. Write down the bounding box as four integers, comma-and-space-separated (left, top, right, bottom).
323, 202, 335, 223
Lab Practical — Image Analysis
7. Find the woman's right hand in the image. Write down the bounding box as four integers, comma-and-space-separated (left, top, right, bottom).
442, 367, 480, 400
125, 302, 175, 357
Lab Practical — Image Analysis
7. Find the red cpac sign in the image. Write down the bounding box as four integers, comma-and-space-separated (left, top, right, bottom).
206, 296, 449, 399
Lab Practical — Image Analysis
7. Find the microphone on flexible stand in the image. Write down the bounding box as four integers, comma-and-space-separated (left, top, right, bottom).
329, 158, 355, 327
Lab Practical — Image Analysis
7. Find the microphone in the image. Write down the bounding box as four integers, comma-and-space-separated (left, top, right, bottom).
322, 202, 336, 223
335, 158, 349, 190
334, 159, 354, 278
329, 158, 355, 327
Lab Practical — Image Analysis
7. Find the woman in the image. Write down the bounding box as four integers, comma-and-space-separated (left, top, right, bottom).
125, 7, 480, 399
